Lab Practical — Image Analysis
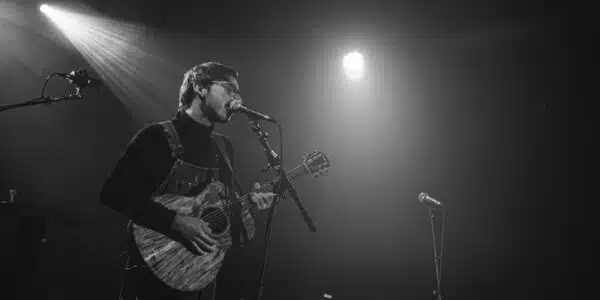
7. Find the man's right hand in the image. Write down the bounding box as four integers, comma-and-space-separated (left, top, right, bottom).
171, 214, 218, 255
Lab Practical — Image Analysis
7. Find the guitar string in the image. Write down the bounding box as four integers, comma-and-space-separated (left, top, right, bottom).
200, 157, 327, 226
200, 164, 303, 224
200, 165, 304, 225
201, 176, 288, 227
201, 180, 275, 225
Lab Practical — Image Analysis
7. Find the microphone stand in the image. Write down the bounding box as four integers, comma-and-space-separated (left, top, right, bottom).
428, 207, 447, 300
1, 72, 87, 113
247, 119, 316, 300
0, 92, 84, 113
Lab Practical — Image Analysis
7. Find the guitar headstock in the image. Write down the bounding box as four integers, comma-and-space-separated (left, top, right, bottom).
302, 150, 330, 178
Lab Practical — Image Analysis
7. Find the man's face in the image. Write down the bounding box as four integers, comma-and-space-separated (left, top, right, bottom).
202, 77, 241, 123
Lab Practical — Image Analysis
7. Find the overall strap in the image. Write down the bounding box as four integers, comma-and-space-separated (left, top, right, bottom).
211, 132, 243, 193
159, 121, 184, 159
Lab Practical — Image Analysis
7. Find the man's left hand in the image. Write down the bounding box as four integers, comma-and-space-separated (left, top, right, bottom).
250, 182, 276, 210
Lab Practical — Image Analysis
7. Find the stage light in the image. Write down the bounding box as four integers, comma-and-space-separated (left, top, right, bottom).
39, 4, 49, 13
39, 4, 85, 36
343, 51, 364, 81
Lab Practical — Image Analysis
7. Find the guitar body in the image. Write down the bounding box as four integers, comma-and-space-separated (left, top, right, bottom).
132, 181, 233, 291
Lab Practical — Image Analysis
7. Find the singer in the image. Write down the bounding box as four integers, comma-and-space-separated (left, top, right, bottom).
100, 62, 276, 300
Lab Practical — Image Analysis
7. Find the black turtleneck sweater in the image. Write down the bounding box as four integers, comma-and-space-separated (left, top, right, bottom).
100, 110, 234, 234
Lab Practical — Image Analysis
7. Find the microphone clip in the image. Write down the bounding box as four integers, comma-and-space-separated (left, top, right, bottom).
58, 68, 101, 90
248, 120, 280, 170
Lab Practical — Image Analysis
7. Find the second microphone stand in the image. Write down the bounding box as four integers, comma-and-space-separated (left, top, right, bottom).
248, 119, 316, 300
1, 71, 89, 113
0, 93, 84, 113
428, 207, 447, 300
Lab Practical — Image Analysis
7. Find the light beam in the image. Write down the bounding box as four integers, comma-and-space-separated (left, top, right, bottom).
39, 4, 183, 120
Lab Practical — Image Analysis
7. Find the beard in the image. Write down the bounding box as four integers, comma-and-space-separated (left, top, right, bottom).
202, 103, 229, 123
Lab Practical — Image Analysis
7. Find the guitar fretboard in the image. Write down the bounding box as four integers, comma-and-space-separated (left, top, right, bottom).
235, 164, 305, 208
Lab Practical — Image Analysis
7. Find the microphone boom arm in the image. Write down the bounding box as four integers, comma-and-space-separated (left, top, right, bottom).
0, 94, 84, 113
1, 70, 89, 113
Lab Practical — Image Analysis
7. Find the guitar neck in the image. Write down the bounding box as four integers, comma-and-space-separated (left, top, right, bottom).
237, 164, 304, 206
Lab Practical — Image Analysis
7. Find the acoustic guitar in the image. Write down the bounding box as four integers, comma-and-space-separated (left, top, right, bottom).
132, 150, 330, 291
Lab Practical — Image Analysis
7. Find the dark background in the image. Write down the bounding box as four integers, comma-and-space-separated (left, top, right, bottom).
1, 0, 590, 299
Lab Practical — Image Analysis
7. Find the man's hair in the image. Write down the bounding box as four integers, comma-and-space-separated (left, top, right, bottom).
178, 62, 239, 110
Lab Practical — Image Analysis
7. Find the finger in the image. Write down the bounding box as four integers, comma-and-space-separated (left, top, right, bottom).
252, 198, 263, 210
201, 229, 219, 245
194, 235, 217, 253
255, 194, 265, 209
201, 221, 213, 234
195, 240, 217, 254
261, 198, 269, 209
194, 240, 218, 254
205, 230, 218, 245
195, 226, 217, 246
250, 193, 260, 205
191, 240, 209, 254
260, 194, 275, 207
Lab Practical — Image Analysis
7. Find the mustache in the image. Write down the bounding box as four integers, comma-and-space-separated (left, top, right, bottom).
227, 98, 243, 110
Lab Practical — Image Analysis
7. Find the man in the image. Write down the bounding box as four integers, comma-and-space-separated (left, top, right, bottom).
100, 62, 275, 300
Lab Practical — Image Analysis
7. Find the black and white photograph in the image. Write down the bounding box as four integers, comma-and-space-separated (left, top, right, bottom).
1, 0, 587, 299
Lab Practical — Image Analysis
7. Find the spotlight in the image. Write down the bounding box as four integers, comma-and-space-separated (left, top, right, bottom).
343, 51, 364, 81
39, 4, 50, 13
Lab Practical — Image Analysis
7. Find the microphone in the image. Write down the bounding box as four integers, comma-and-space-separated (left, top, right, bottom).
418, 192, 443, 208
57, 68, 101, 88
229, 100, 277, 123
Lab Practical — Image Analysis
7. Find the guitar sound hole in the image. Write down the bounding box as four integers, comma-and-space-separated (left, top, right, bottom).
200, 207, 228, 235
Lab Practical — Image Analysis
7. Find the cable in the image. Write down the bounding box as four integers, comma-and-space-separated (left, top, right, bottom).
37, 72, 61, 106
439, 210, 448, 288
277, 122, 283, 175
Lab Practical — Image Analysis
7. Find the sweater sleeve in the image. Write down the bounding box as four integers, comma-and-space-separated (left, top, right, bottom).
100, 124, 176, 235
